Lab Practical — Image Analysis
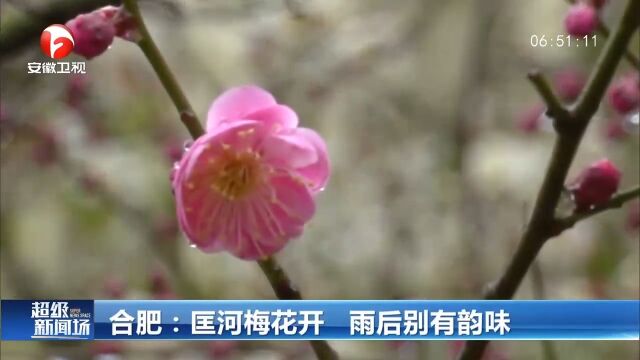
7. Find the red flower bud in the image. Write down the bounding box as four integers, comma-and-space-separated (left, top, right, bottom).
98, 5, 139, 42
207, 341, 237, 359
604, 119, 627, 141
569, 159, 621, 211
103, 277, 126, 299
608, 74, 640, 114
66, 12, 116, 59
516, 103, 546, 134
564, 3, 598, 37
149, 267, 176, 299
553, 69, 586, 103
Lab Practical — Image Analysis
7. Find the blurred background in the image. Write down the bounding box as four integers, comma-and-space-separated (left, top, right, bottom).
1, 0, 638, 359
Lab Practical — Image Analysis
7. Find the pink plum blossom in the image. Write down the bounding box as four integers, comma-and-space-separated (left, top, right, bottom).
172, 86, 329, 260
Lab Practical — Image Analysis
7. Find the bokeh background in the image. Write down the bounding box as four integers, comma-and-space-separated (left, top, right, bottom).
1, 0, 638, 359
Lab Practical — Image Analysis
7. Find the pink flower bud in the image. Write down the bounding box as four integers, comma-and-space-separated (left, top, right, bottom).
564, 3, 598, 37
149, 267, 176, 299
605, 119, 627, 140
97, 5, 139, 42
516, 103, 545, 133
554, 69, 586, 103
607, 74, 640, 114
103, 277, 126, 299
207, 341, 237, 359
569, 159, 621, 211
66, 12, 116, 59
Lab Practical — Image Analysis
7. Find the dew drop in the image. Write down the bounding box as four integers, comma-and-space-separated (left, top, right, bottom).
183, 140, 193, 152
189, 244, 197, 249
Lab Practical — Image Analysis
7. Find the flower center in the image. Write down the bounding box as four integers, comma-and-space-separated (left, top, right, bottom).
212, 150, 262, 200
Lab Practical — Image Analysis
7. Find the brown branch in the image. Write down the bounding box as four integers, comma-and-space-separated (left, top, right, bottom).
457, 0, 640, 359
595, 22, 640, 69
527, 71, 572, 126
258, 257, 339, 359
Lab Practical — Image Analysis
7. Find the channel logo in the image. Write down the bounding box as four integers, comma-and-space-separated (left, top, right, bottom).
40, 24, 75, 60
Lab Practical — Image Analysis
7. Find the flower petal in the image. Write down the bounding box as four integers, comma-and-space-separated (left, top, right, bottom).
207, 85, 276, 132
246, 105, 299, 131
224, 175, 315, 260
173, 120, 264, 251
261, 130, 318, 169
292, 128, 330, 194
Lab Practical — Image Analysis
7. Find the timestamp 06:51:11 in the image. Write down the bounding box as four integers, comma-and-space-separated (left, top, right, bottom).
530, 34, 597, 48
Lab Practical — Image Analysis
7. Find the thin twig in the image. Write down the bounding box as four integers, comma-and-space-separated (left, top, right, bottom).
457, 1, 640, 359
121, 1, 338, 358
527, 71, 572, 125
553, 186, 640, 234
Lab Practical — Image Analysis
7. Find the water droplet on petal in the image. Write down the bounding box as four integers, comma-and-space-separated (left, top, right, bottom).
183, 139, 193, 152
189, 244, 197, 249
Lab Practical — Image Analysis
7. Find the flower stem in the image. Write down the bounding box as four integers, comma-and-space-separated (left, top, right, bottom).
258, 257, 339, 360
122, 0, 204, 139
122, 1, 338, 358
